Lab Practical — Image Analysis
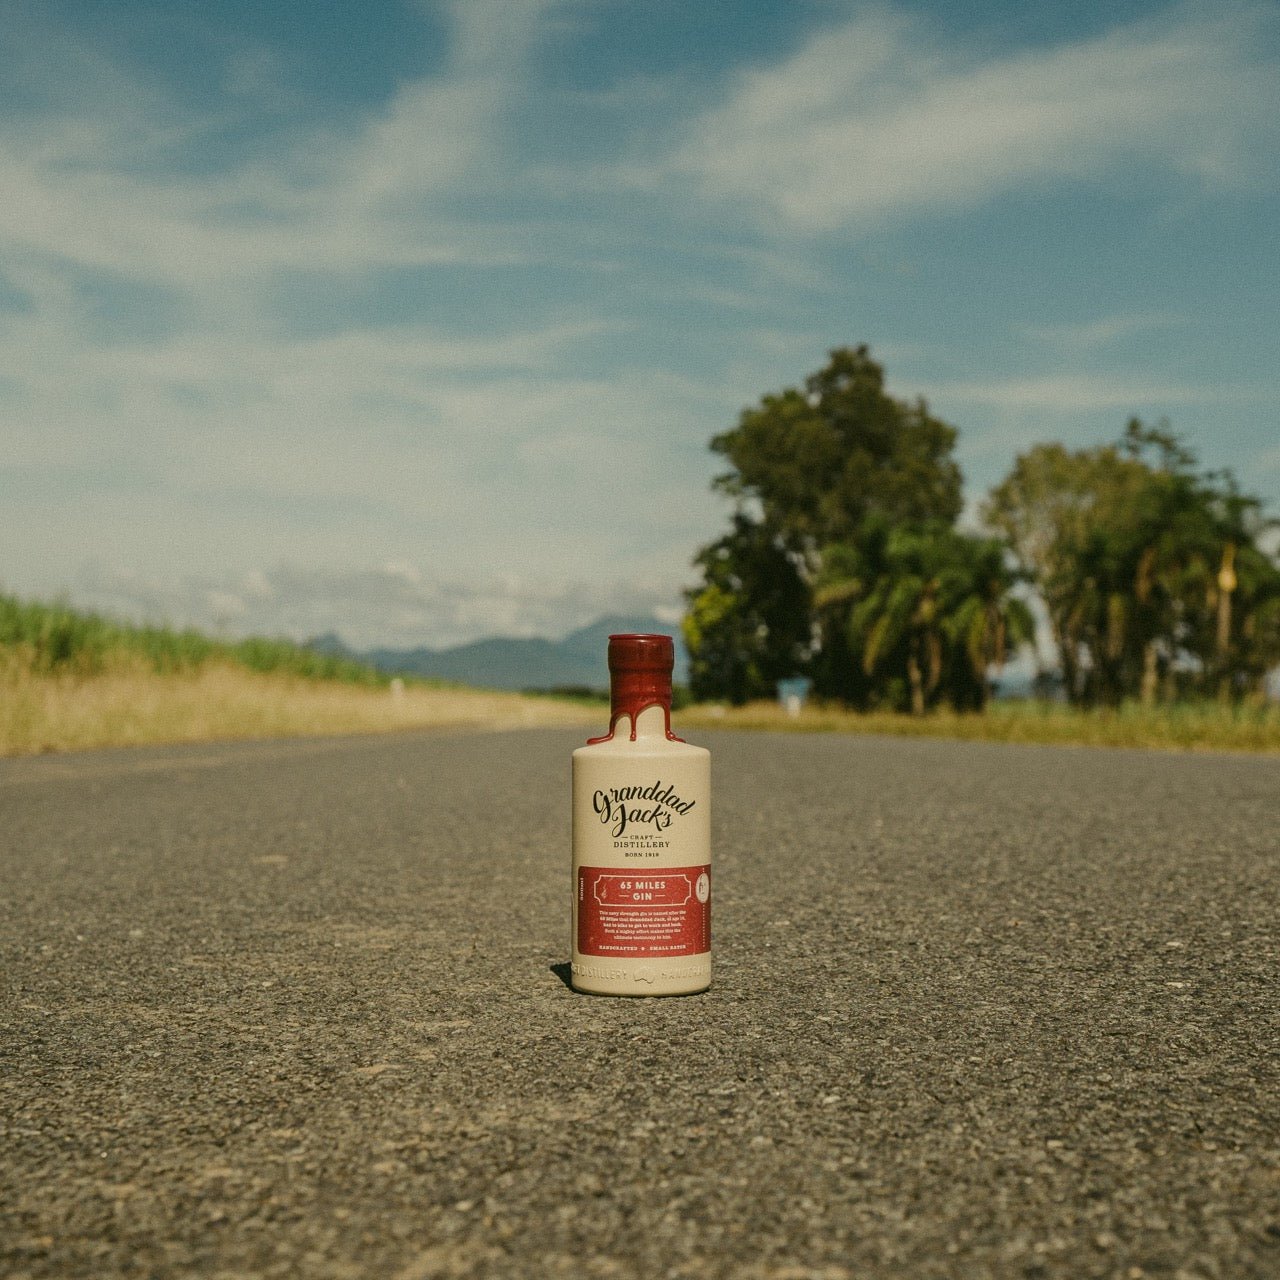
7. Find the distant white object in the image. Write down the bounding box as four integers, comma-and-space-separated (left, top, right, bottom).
777, 677, 811, 716
390, 677, 405, 700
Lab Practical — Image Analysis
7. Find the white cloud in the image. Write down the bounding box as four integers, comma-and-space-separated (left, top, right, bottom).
70, 559, 684, 650
671, 4, 1280, 230
1024, 312, 1188, 351
8, 0, 1272, 648
0, 0, 561, 290
0, 0, 734, 640
922, 373, 1266, 416
333, 0, 564, 218
0, 280, 727, 628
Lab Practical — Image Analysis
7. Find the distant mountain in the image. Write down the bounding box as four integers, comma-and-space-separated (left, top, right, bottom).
309, 615, 688, 692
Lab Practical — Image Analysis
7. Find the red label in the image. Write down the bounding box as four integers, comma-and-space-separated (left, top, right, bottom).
577, 865, 710, 957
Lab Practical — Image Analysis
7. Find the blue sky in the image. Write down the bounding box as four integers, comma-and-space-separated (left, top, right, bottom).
3, 0, 1277, 648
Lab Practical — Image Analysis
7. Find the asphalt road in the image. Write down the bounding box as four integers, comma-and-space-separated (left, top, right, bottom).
2, 727, 1277, 1280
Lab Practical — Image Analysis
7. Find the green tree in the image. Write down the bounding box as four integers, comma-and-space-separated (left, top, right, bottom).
984, 420, 1280, 705
815, 522, 1034, 712
1165, 468, 1280, 700
682, 514, 811, 705
685, 346, 1031, 708
710, 344, 963, 557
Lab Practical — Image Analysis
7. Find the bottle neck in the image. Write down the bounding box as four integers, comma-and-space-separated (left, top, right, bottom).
588, 673, 683, 743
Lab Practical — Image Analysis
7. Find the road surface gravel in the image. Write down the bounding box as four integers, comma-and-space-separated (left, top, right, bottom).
2, 727, 1277, 1279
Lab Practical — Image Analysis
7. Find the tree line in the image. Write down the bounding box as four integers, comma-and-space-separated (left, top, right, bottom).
682, 346, 1280, 711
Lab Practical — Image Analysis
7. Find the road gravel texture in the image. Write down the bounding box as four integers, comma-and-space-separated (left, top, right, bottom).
1, 727, 1277, 1280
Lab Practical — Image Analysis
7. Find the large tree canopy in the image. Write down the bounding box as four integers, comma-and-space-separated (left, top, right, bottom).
685, 346, 1026, 710
710, 344, 963, 551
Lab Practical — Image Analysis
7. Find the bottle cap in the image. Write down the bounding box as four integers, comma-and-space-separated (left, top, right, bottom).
607, 632, 674, 675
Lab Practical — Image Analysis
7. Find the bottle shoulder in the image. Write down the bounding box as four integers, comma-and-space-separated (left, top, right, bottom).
573, 736, 709, 761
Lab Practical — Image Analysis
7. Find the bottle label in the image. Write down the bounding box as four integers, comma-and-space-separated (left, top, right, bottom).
577, 865, 710, 957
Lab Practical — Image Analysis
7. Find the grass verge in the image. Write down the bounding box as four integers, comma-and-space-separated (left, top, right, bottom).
0, 658, 596, 757
6, 669, 1278, 758
678, 698, 1280, 754
0, 592, 600, 756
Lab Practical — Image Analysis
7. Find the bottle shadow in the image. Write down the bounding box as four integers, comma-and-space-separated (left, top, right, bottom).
549, 962, 573, 990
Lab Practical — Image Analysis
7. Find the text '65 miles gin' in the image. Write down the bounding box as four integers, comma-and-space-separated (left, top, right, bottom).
571, 633, 711, 996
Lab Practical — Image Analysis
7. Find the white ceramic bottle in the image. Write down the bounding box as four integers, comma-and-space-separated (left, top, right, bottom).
571, 634, 711, 996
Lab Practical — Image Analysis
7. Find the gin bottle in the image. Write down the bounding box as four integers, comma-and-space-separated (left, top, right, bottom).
571, 634, 711, 996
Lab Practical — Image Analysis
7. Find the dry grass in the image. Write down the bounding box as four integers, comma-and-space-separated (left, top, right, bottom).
7, 653, 1278, 759
0, 658, 597, 757
679, 698, 1280, 754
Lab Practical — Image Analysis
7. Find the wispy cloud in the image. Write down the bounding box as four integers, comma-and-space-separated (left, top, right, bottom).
4, 0, 1278, 646
0, 0, 734, 635
924, 372, 1265, 415
669, 4, 1280, 231
2, 308, 724, 571
0, 0, 564, 291
71, 559, 683, 649
1024, 311, 1188, 351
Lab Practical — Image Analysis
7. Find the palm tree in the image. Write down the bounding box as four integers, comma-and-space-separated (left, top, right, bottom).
940, 536, 1037, 710
818, 524, 1033, 713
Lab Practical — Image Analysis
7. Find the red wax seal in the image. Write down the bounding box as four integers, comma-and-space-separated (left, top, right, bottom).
588, 633, 683, 742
